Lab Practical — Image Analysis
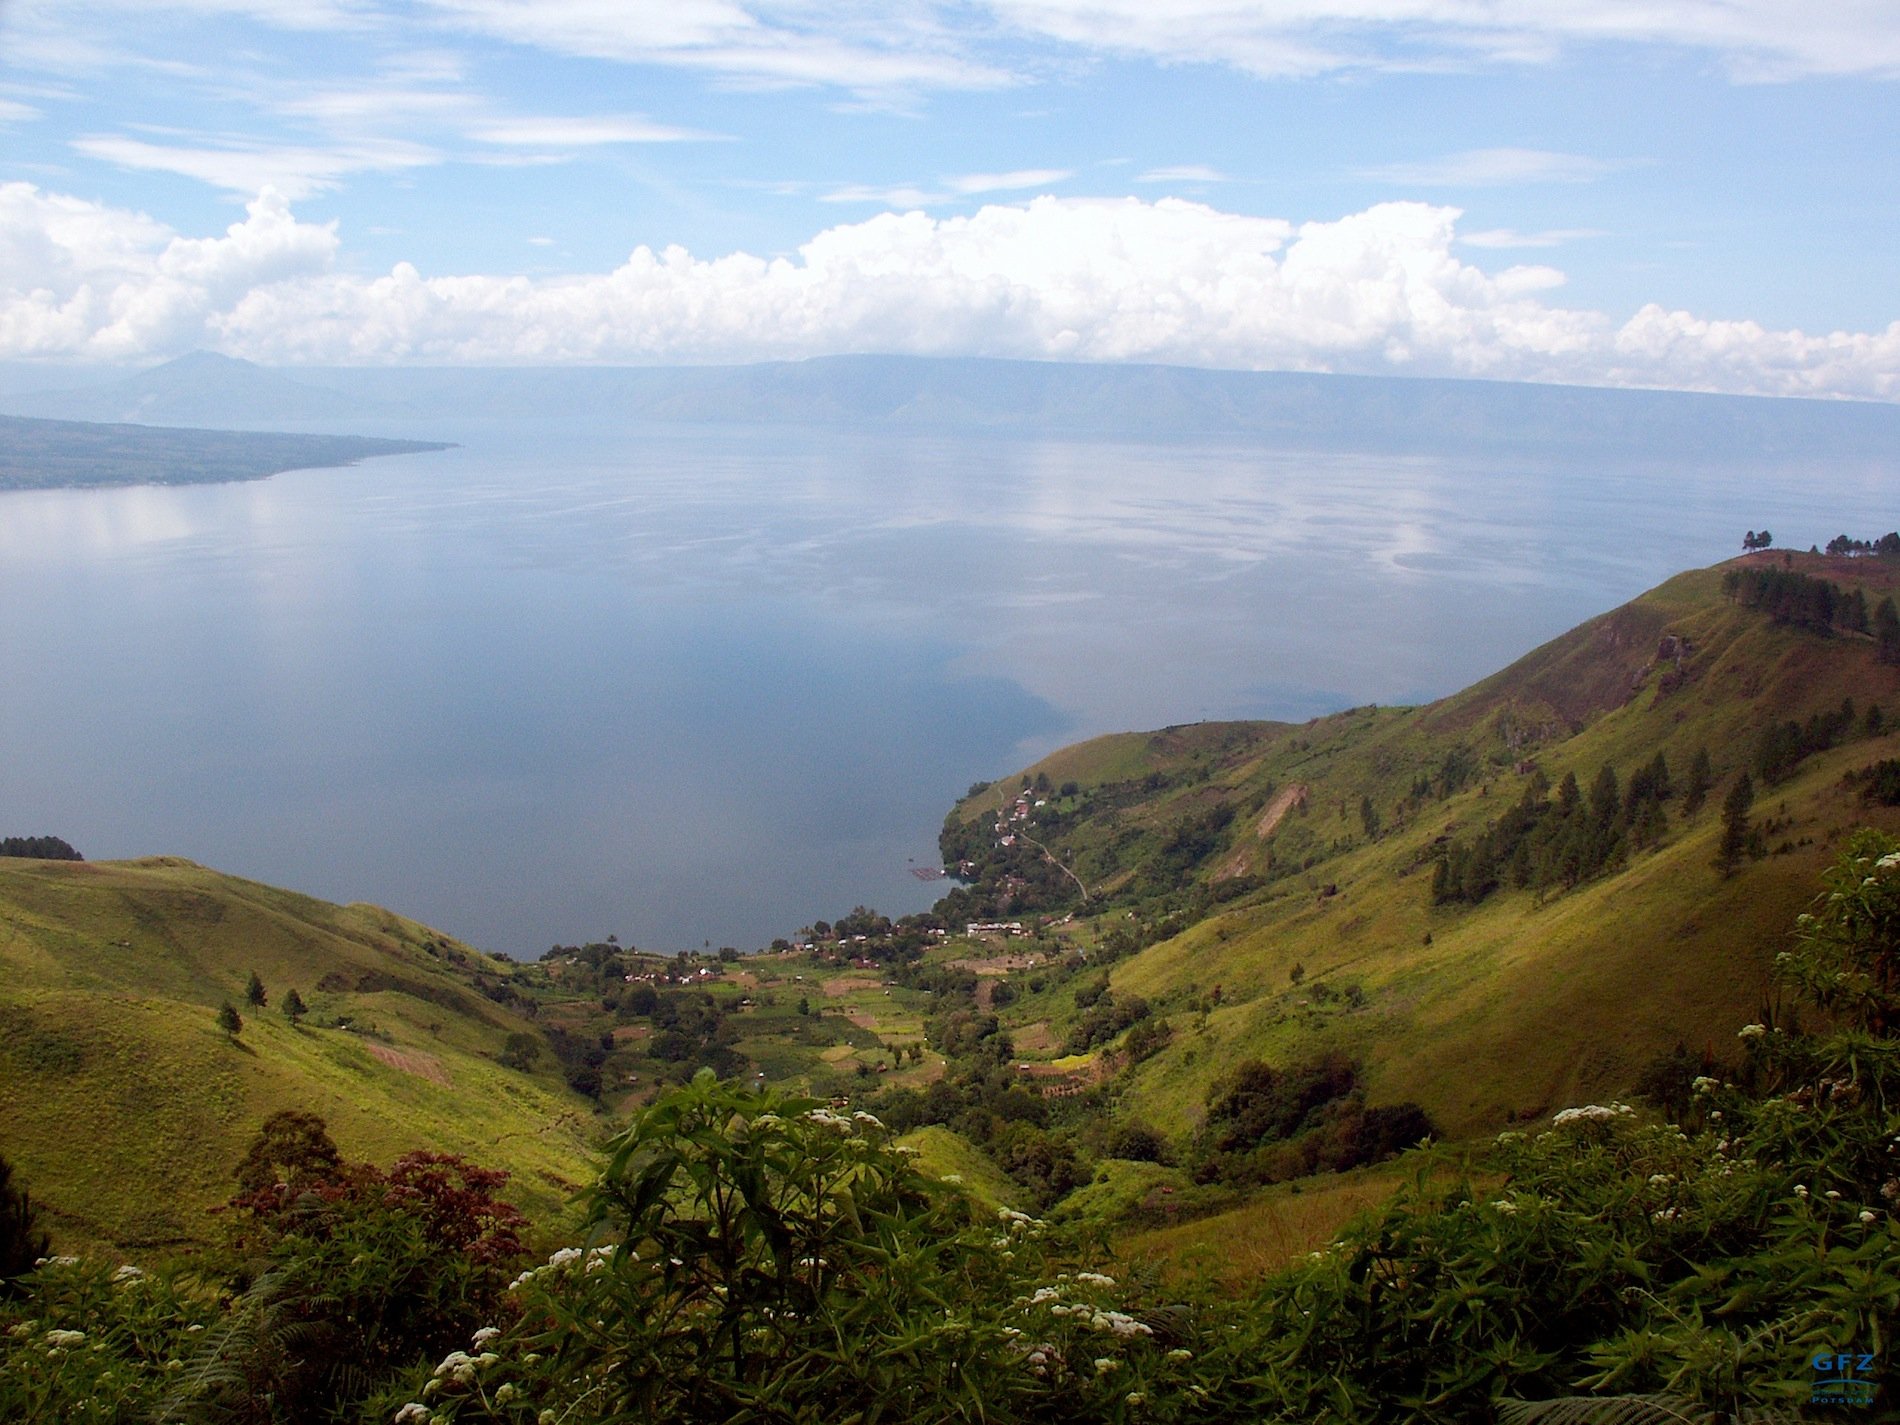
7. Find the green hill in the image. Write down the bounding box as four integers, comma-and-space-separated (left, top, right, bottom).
0, 856, 600, 1251
939, 551, 1900, 1149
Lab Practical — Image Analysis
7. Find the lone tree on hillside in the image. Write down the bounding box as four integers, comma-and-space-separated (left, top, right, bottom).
218, 1002, 244, 1039
0, 1152, 50, 1291
245, 970, 268, 1008
233, 1109, 343, 1198
282, 987, 308, 1024
1715, 773, 1756, 878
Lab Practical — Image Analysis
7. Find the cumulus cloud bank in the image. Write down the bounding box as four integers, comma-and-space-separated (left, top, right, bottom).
2, 181, 1896, 400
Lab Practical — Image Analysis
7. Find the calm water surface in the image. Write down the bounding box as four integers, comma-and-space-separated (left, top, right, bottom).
1, 417, 1893, 954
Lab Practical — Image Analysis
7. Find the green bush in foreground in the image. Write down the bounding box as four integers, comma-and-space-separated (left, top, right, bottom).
382, 1074, 1181, 1424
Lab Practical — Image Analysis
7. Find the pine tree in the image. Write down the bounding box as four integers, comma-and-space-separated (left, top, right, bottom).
1876, 596, 1900, 666
282, 987, 308, 1024
245, 970, 268, 1008
218, 1002, 244, 1038
1716, 773, 1755, 878
1682, 746, 1713, 816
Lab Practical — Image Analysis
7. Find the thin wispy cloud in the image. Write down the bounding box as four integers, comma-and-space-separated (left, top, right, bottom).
71, 133, 439, 199
1461, 227, 1607, 249
822, 169, 1071, 206
1361, 148, 1615, 187
414, 0, 1014, 97
1135, 165, 1225, 184
467, 115, 725, 147
946, 168, 1070, 194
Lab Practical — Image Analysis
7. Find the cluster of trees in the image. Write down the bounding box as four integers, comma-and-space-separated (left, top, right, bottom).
1721, 564, 1876, 634
1740, 528, 1773, 550
1191, 1053, 1434, 1188
1849, 756, 1900, 806
215, 972, 311, 1042
1432, 751, 1701, 905
800, 904, 943, 964
1824, 530, 1900, 556
0, 835, 81, 861
870, 1023, 1091, 1211
1063, 976, 1154, 1054
1752, 696, 1871, 785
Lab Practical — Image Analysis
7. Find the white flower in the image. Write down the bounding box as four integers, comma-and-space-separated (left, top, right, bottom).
394, 1405, 431, 1425
1127, 1392, 1146, 1406
1738, 1024, 1767, 1039
1861, 1210, 1879, 1224
1691, 1076, 1719, 1096
112, 1264, 144, 1283
941, 1173, 963, 1184
1826, 1190, 1842, 1200
1552, 1103, 1632, 1126
545, 1247, 582, 1270
471, 1327, 501, 1347
1490, 1199, 1518, 1215
852, 1110, 884, 1127
1094, 1357, 1119, 1374
43, 1329, 86, 1348
1793, 1184, 1810, 1199
1075, 1271, 1116, 1286
1167, 1347, 1193, 1361
1647, 1174, 1672, 1186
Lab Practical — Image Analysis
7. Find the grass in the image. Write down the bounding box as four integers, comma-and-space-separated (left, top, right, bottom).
896, 1125, 1022, 1211
1118, 1162, 1412, 1290
0, 857, 602, 1253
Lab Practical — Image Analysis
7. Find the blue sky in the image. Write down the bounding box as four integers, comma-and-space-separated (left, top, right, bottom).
1, 1, 1896, 396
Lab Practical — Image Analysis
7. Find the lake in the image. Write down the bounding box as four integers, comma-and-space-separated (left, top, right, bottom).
1, 415, 1894, 955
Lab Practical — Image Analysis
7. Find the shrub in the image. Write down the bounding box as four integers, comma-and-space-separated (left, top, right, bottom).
389, 1073, 1186, 1425
0, 1153, 50, 1292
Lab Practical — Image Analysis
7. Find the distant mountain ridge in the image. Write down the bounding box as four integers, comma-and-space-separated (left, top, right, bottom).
5, 351, 1898, 455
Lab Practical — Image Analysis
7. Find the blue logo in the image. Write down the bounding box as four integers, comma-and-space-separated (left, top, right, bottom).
1811, 1349, 1879, 1407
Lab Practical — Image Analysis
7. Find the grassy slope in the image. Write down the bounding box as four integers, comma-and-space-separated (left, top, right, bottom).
950, 554, 1900, 1146
0, 857, 601, 1251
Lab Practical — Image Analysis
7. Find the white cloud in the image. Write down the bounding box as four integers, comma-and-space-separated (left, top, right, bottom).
1136, 164, 1225, 184
414, 0, 1014, 96
822, 168, 1070, 205
0, 99, 42, 123
14, 0, 1900, 106
1461, 226, 1606, 249
1360, 148, 1614, 187
465, 114, 725, 146
1, 182, 1896, 400
947, 168, 1072, 194
0, 184, 336, 359
71, 133, 439, 200
981, 1, 1900, 81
